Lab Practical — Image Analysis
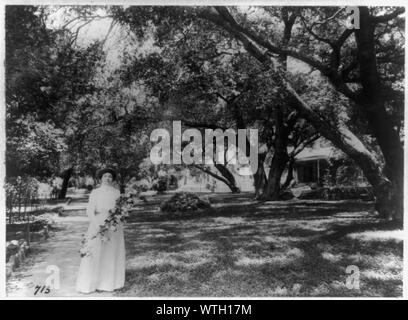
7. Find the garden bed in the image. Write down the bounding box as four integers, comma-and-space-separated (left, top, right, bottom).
298, 186, 374, 201
6, 213, 57, 241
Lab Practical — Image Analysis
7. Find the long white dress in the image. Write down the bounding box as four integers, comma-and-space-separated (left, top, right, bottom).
76, 185, 126, 293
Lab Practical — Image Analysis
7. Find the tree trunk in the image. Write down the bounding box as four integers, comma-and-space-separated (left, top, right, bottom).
215, 164, 240, 193
281, 156, 295, 191
264, 152, 289, 200
193, 164, 240, 193
354, 7, 403, 222
58, 168, 73, 199
262, 103, 290, 200
119, 173, 126, 194
260, 12, 294, 201
254, 152, 267, 199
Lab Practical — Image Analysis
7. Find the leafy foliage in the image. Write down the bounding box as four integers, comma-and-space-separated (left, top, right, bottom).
160, 192, 211, 213
80, 192, 140, 257
6, 6, 105, 177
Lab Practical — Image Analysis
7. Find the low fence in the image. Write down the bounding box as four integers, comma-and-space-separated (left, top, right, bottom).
5, 176, 61, 246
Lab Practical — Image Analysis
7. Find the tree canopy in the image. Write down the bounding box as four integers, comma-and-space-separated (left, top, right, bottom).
5, 5, 405, 222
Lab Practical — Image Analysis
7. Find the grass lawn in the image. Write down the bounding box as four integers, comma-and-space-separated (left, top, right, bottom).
117, 193, 403, 297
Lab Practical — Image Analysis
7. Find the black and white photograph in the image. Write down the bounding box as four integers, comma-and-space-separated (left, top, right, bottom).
2, 1, 405, 299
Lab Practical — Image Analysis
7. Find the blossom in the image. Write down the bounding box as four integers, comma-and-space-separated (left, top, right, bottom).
79, 194, 136, 257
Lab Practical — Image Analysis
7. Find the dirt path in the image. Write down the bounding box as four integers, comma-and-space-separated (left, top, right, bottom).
7, 216, 86, 297
6, 213, 120, 297
5, 194, 166, 297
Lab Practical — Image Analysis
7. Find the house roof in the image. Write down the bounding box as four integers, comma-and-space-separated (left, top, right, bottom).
295, 146, 343, 162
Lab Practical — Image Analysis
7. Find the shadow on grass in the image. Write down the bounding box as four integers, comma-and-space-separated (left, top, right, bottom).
119, 193, 402, 297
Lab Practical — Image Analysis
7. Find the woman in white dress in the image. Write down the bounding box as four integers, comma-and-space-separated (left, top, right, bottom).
76, 168, 126, 293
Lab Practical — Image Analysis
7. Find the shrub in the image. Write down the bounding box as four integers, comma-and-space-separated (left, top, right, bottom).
298, 186, 374, 201
126, 178, 152, 193
160, 192, 211, 213
153, 176, 168, 193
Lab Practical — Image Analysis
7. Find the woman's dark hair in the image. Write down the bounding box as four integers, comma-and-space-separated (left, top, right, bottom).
97, 168, 117, 181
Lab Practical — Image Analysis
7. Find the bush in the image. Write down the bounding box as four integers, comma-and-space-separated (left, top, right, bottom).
280, 190, 295, 200
153, 176, 168, 193
125, 178, 152, 193
160, 192, 211, 213
298, 186, 374, 201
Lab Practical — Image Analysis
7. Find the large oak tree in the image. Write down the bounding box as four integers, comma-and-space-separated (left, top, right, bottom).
112, 6, 404, 222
